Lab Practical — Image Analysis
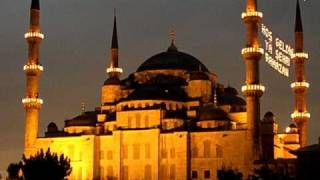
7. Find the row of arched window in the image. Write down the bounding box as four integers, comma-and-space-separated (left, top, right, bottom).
121, 143, 151, 159
192, 141, 223, 158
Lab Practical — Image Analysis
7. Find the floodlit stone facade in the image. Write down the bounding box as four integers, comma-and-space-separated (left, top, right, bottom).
22, 0, 306, 179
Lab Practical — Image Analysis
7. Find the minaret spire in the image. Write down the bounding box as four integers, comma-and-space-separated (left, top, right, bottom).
291, 0, 310, 147
101, 11, 123, 105
31, 0, 40, 10
295, 0, 304, 52
295, 0, 303, 33
241, 0, 265, 172
23, 0, 44, 157
106, 10, 122, 78
111, 9, 118, 49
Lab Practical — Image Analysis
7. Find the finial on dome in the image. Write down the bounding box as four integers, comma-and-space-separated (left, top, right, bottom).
213, 87, 218, 107
167, 26, 178, 52
170, 26, 176, 44
81, 101, 86, 114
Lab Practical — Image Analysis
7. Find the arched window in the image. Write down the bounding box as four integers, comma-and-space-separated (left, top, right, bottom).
192, 147, 198, 158
133, 143, 140, 159
216, 144, 223, 158
107, 166, 113, 180
170, 164, 175, 179
107, 150, 113, 160
170, 148, 175, 159
203, 140, 211, 158
100, 166, 104, 178
145, 115, 149, 128
145, 165, 152, 179
128, 117, 132, 128
122, 144, 128, 159
136, 113, 141, 128
136, 118, 141, 128
160, 165, 167, 179
122, 166, 128, 180
145, 143, 151, 159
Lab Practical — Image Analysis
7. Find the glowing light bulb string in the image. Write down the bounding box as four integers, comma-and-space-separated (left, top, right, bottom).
260, 23, 294, 77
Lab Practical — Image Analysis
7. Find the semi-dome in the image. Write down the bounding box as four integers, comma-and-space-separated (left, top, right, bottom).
199, 104, 229, 121
219, 93, 246, 106
137, 46, 209, 72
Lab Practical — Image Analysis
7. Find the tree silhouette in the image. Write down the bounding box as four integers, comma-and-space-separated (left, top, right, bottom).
217, 167, 243, 180
249, 165, 295, 180
7, 163, 21, 180
20, 149, 72, 180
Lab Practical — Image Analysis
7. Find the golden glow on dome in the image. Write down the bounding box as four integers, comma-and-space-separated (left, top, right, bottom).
241, 11, 263, 19
291, 52, 308, 59
291, 112, 310, 119
22, 98, 43, 105
290, 82, 310, 89
241, 47, 264, 55
23, 64, 44, 72
107, 67, 123, 73
241, 84, 265, 93
24, 32, 44, 39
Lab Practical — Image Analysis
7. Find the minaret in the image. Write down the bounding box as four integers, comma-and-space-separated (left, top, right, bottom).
101, 12, 122, 105
22, 0, 44, 156
106, 12, 122, 79
290, 0, 310, 147
241, 0, 265, 164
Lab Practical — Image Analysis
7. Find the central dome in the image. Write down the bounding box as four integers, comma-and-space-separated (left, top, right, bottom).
137, 45, 209, 72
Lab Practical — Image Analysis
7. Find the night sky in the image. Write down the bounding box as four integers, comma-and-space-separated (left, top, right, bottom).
0, 0, 319, 175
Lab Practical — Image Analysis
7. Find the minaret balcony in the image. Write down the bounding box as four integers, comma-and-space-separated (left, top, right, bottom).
291, 112, 310, 119
290, 82, 309, 90
107, 67, 123, 74
22, 98, 43, 108
24, 32, 44, 40
291, 52, 308, 59
241, 11, 263, 19
23, 64, 44, 72
241, 47, 264, 59
241, 11, 262, 23
241, 84, 265, 97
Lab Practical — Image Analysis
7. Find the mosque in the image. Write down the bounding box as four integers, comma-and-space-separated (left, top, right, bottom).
21, 0, 309, 179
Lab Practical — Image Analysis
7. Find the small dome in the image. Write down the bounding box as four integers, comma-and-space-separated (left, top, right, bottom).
263, 112, 275, 123
264, 112, 274, 118
47, 122, 58, 133
219, 93, 246, 106
286, 123, 298, 133
65, 111, 97, 127
224, 86, 238, 96
199, 104, 229, 121
289, 123, 297, 128
137, 49, 208, 72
